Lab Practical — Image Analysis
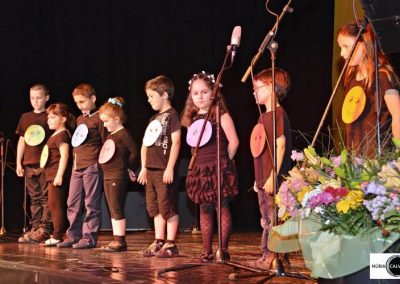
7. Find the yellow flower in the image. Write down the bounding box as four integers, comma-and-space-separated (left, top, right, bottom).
348, 190, 364, 210
276, 194, 281, 207
297, 186, 311, 202
336, 199, 350, 214
336, 190, 364, 214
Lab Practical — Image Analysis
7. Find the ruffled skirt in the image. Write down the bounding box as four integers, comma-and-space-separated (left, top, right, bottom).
186, 157, 239, 204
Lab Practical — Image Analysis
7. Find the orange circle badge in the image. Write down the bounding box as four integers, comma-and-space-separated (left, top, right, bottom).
342, 86, 366, 124
250, 123, 267, 158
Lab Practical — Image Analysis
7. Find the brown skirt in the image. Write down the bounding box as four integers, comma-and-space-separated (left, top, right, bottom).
186, 157, 239, 204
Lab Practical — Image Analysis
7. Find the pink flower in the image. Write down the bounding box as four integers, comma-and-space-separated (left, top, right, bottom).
291, 150, 304, 162
332, 156, 341, 167
309, 191, 335, 208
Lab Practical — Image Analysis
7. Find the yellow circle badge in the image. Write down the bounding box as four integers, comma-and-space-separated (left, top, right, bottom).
40, 144, 49, 168
342, 86, 366, 124
24, 125, 46, 146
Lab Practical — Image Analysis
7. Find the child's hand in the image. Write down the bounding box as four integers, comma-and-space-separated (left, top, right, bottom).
263, 175, 274, 195
253, 181, 259, 193
163, 167, 174, 184
127, 169, 137, 182
137, 168, 147, 185
16, 163, 24, 177
53, 175, 63, 186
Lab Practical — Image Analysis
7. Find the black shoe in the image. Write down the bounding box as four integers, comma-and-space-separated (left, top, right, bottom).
103, 241, 128, 252
199, 251, 214, 263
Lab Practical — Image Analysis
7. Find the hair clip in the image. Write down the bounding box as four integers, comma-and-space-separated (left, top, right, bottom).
188, 71, 217, 90
108, 98, 123, 107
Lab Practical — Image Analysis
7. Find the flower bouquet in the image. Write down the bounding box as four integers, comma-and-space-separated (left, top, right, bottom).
273, 139, 400, 278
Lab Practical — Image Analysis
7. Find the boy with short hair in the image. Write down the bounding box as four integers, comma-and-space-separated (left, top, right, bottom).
138, 75, 181, 258
16, 84, 52, 243
251, 68, 292, 268
57, 83, 106, 249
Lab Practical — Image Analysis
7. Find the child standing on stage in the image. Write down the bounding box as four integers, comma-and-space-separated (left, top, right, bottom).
251, 68, 292, 268
42, 103, 76, 246
337, 21, 400, 156
138, 75, 181, 258
181, 71, 239, 262
57, 83, 107, 249
99, 97, 138, 252
16, 84, 52, 243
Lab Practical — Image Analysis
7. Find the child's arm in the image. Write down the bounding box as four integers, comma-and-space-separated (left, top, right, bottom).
137, 144, 148, 185
384, 89, 400, 138
221, 113, 239, 160
16, 136, 25, 177
125, 133, 139, 182
53, 143, 69, 186
264, 135, 286, 195
163, 129, 181, 184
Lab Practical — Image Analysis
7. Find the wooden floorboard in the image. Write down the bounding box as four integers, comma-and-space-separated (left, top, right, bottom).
0, 231, 314, 283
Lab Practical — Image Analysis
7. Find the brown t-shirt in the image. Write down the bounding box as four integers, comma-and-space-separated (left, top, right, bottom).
100, 128, 139, 180
189, 113, 229, 163
44, 129, 71, 182
145, 108, 181, 170
344, 69, 395, 156
253, 106, 292, 189
73, 110, 107, 170
15, 111, 50, 166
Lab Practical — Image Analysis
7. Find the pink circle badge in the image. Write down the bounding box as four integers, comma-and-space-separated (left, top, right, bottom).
186, 119, 212, 147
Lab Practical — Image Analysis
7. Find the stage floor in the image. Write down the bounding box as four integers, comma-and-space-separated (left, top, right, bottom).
0, 231, 313, 283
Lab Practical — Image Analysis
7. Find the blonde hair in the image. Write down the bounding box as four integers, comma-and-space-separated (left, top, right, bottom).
99, 97, 127, 123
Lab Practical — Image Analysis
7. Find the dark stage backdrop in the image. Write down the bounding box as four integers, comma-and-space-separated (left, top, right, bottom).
0, 1, 334, 232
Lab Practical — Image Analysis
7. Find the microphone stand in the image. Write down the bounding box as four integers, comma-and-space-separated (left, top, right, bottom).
227, 1, 311, 281
241, 0, 293, 83
227, 41, 310, 282
0, 137, 8, 236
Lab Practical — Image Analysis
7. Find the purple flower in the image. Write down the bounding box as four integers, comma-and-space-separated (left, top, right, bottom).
353, 157, 364, 166
364, 182, 387, 195
291, 150, 304, 162
309, 191, 334, 208
332, 156, 341, 167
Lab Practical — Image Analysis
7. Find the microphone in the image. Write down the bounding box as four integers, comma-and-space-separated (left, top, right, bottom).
230, 26, 241, 63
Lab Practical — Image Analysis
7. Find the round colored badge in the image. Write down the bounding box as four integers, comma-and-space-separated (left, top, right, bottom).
186, 119, 212, 147
143, 120, 162, 146
40, 144, 49, 168
250, 123, 267, 158
71, 124, 89, 147
342, 86, 366, 124
24, 125, 45, 146
98, 139, 116, 164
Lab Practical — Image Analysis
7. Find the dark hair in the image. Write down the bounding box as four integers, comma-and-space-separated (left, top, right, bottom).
99, 97, 127, 123
181, 71, 229, 128
338, 21, 397, 90
30, 84, 50, 96
144, 75, 175, 100
72, 83, 96, 98
253, 67, 291, 101
46, 103, 76, 134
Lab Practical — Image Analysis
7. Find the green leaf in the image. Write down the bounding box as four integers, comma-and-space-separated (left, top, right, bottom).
334, 167, 346, 179
340, 149, 348, 165
320, 157, 333, 166
393, 137, 400, 148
